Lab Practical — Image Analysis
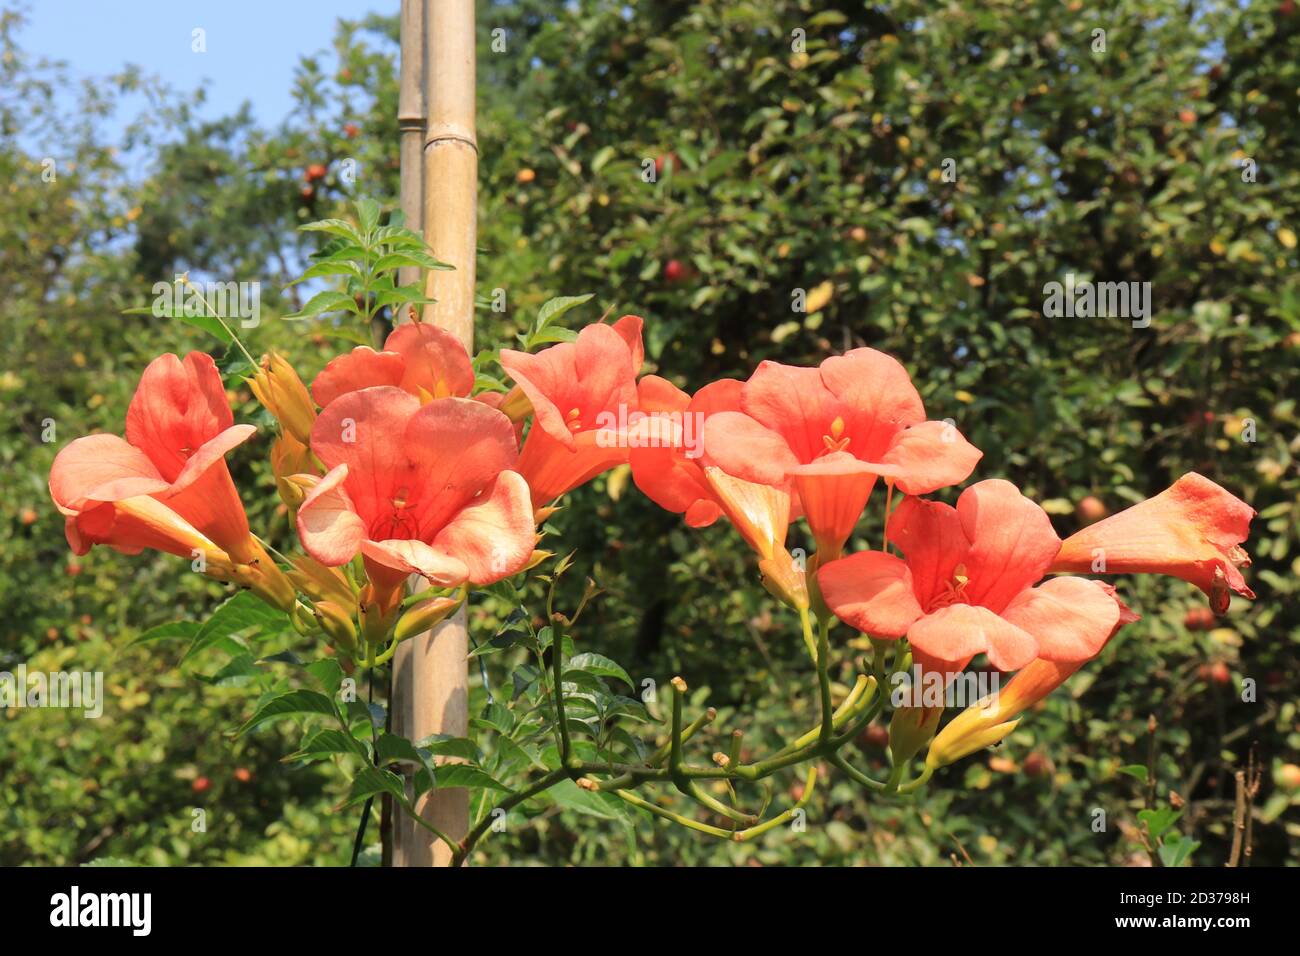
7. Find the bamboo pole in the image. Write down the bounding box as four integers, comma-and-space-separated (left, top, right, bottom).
390, 0, 427, 866
393, 0, 478, 868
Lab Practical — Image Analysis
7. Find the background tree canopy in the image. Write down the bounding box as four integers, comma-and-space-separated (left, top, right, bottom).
2, 0, 1297, 865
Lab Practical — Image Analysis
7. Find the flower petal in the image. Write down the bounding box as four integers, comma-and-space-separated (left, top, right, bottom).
297, 464, 367, 566
789, 452, 877, 556
1050, 472, 1256, 612
701, 410, 801, 486
311, 346, 405, 408
907, 603, 1038, 672
819, 348, 926, 460
880, 419, 983, 496
125, 352, 233, 482
385, 322, 475, 400
1000, 576, 1123, 663
432, 471, 535, 585
361, 539, 470, 588
956, 479, 1061, 614
49, 434, 168, 512
741, 361, 841, 464
818, 550, 922, 638
886, 496, 969, 609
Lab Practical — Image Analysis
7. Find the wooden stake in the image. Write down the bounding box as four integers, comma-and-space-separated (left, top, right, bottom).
390, 0, 427, 867
392, 0, 477, 868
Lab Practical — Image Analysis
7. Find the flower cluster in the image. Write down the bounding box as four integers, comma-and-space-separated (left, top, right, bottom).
49, 312, 1256, 773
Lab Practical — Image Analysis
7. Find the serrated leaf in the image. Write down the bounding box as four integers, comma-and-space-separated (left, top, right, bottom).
535, 293, 594, 330
182, 592, 292, 664
434, 765, 511, 792
129, 621, 199, 646
238, 689, 338, 736
566, 652, 634, 689
282, 290, 359, 320
286, 728, 369, 762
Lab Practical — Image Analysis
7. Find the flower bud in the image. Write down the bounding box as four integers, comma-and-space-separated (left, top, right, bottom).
249, 351, 316, 445
758, 548, 809, 610
288, 554, 355, 607
314, 600, 358, 654
497, 385, 533, 422
926, 717, 1021, 769
230, 539, 297, 612
271, 429, 318, 482
393, 596, 462, 644
888, 704, 943, 767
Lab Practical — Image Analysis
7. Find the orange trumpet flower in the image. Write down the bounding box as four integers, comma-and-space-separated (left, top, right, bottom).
311, 321, 475, 408
703, 349, 982, 557
818, 480, 1130, 672
295, 386, 535, 609
1050, 472, 1256, 613
500, 315, 645, 508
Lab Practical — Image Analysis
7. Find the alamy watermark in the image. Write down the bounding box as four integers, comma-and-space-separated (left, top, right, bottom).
890, 664, 1000, 709
1043, 273, 1152, 328
1, 664, 104, 718
152, 275, 261, 328
594, 406, 707, 458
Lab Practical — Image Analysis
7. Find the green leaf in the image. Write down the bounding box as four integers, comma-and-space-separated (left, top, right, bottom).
355, 198, 381, 234
238, 689, 338, 736
305, 659, 346, 697
433, 765, 511, 792
340, 766, 407, 808
371, 251, 454, 274
545, 779, 629, 820
535, 293, 594, 331
1157, 833, 1200, 867
182, 592, 292, 664
282, 290, 359, 320
1138, 807, 1181, 841
129, 621, 199, 646
415, 734, 480, 762
1117, 764, 1149, 783
286, 259, 362, 285
286, 728, 369, 762
565, 652, 634, 689
300, 218, 362, 242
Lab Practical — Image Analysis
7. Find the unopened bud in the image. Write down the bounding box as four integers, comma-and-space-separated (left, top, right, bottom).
393, 596, 462, 644
314, 600, 358, 653
249, 351, 316, 445
498, 385, 533, 422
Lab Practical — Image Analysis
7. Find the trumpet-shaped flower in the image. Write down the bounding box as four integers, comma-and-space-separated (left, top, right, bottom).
927, 593, 1137, 768
500, 315, 644, 507
1050, 472, 1255, 613
51, 352, 258, 563
628, 375, 743, 528
818, 479, 1127, 672
295, 386, 535, 608
703, 349, 982, 556
311, 322, 475, 408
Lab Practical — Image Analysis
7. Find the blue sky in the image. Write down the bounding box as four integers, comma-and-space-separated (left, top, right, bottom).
18, 0, 384, 127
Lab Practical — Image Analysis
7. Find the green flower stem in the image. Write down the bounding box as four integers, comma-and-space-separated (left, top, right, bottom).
550, 617, 572, 763
453, 767, 570, 866
650, 706, 716, 767
830, 753, 887, 791
609, 788, 736, 839
733, 768, 819, 843
896, 764, 935, 794
178, 275, 259, 367
813, 611, 835, 745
